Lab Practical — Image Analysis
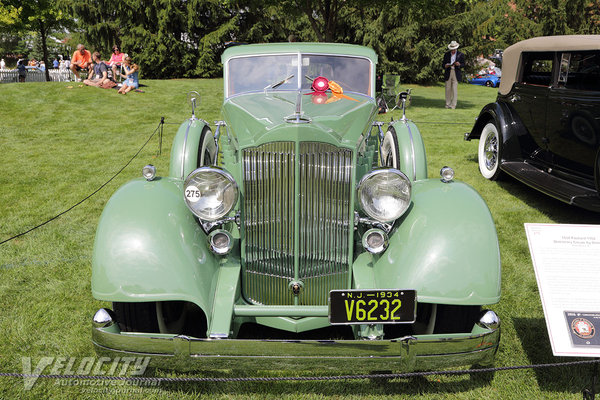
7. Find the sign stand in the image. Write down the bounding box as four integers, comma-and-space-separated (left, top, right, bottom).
525, 224, 600, 399
583, 360, 599, 400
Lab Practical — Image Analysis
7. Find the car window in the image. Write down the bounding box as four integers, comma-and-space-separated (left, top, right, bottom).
226, 54, 371, 97
564, 51, 600, 91
227, 55, 299, 96
520, 52, 554, 86
301, 55, 371, 95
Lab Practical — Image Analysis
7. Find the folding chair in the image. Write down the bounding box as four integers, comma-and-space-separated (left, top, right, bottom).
377, 74, 401, 113
381, 74, 401, 104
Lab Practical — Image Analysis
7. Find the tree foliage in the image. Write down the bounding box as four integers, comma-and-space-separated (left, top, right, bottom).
1, 0, 73, 80
3, 0, 600, 82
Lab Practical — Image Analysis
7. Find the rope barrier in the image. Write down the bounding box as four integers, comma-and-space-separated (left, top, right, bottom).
0, 119, 164, 246
1, 359, 599, 383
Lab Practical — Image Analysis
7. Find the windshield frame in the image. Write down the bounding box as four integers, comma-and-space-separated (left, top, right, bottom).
224, 52, 374, 99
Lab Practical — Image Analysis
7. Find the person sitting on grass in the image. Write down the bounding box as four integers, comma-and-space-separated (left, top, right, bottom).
83, 52, 116, 89
69, 44, 92, 82
118, 56, 139, 94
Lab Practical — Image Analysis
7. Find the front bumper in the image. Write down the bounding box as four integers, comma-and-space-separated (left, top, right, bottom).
92, 309, 500, 372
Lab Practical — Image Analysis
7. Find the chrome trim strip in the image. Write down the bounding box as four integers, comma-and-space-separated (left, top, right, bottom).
224, 52, 374, 98
180, 119, 193, 179
403, 120, 417, 181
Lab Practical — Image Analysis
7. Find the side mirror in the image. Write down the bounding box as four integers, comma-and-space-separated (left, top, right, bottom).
396, 90, 412, 121
395, 91, 410, 108
187, 90, 201, 119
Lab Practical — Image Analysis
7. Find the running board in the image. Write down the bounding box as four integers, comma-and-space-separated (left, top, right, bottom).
501, 161, 600, 211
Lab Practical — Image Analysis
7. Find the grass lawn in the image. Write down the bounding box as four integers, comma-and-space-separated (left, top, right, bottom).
1, 79, 599, 399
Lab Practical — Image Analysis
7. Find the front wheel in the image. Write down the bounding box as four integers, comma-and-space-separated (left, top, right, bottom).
113, 301, 207, 337
485, 81, 493, 87
113, 302, 159, 333
434, 304, 481, 334
478, 122, 503, 180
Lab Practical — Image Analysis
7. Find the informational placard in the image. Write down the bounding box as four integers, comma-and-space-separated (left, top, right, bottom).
525, 223, 600, 357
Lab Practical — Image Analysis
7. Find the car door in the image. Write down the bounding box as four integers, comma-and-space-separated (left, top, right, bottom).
510, 51, 555, 163
546, 51, 600, 177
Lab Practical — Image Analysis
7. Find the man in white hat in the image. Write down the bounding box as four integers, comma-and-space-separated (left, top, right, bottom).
443, 40, 465, 109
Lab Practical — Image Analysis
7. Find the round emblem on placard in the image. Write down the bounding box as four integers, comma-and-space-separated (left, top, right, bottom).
571, 318, 595, 339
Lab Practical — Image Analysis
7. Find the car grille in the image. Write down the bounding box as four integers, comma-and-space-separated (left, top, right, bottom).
242, 142, 353, 305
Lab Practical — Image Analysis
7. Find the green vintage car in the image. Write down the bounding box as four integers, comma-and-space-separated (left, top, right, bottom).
92, 43, 501, 372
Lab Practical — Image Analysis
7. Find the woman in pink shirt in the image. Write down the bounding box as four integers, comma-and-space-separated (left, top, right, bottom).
108, 45, 125, 79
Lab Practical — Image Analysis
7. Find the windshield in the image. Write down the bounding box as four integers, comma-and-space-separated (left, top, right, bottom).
227, 54, 372, 97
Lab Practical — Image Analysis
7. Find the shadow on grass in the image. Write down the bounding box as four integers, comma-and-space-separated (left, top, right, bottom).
142, 371, 491, 397
512, 317, 597, 395
495, 179, 600, 224
461, 154, 600, 223
410, 94, 477, 110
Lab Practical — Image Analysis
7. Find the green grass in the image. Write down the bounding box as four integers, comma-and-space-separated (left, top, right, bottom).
1, 80, 599, 399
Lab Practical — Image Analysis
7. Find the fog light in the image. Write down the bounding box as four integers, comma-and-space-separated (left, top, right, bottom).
208, 230, 233, 255
142, 164, 157, 181
362, 228, 388, 254
93, 308, 116, 328
440, 166, 454, 183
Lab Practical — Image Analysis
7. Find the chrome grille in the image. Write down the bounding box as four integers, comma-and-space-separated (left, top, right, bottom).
242, 142, 353, 306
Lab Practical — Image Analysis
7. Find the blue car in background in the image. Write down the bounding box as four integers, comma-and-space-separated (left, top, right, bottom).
469, 74, 500, 87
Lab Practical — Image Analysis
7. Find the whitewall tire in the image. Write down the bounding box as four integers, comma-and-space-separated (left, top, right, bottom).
478, 122, 502, 180
198, 126, 217, 166
381, 128, 399, 169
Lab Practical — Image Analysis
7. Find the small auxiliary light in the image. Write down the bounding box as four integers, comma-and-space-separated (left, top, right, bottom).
440, 166, 455, 183
362, 228, 389, 254
142, 164, 157, 181
208, 230, 233, 255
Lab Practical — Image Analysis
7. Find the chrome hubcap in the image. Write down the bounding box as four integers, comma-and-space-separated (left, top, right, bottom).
484, 134, 498, 170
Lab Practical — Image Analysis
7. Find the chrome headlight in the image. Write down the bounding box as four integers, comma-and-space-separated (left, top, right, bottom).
357, 168, 411, 222
183, 167, 238, 221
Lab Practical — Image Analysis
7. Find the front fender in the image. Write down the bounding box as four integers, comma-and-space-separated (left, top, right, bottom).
366, 179, 501, 305
468, 101, 525, 161
92, 177, 219, 314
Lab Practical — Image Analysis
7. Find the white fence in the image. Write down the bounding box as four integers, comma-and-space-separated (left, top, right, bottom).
0, 68, 74, 83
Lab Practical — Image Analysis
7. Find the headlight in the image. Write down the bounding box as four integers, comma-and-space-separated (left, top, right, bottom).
183, 167, 238, 221
357, 168, 411, 222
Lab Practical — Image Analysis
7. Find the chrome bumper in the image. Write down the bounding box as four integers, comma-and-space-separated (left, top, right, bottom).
92, 309, 500, 372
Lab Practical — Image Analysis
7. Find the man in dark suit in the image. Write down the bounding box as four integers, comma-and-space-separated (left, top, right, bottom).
443, 40, 465, 109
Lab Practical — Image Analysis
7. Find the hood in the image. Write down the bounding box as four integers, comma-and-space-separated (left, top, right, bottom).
221, 91, 378, 149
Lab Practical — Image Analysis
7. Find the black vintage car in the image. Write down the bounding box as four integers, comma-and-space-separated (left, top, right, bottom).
466, 35, 600, 211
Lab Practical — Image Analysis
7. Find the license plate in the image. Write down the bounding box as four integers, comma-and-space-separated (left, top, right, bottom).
329, 289, 416, 325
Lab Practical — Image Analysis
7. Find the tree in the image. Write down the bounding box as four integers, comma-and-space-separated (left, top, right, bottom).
66, 0, 248, 79
2, 0, 72, 80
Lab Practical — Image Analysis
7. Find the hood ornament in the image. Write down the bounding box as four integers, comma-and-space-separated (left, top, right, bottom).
285, 91, 311, 124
